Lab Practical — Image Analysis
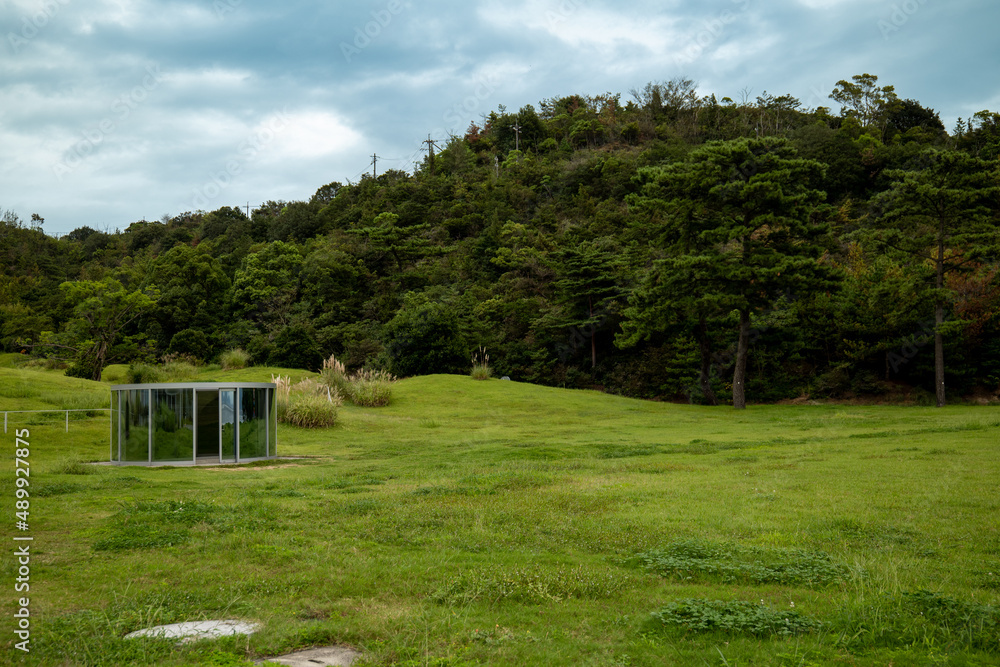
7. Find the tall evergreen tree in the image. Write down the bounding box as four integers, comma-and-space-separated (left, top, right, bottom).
870, 149, 1000, 406
622, 137, 837, 408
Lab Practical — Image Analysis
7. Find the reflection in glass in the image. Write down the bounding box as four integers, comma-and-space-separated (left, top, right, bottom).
111, 390, 120, 461
197, 390, 219, 458
111, 383, 276, 464
220, 389, 236, 462
152, 389, 194, 461
240, 388, 268, 459
123, 389, 149, 461
267, 388, 277, 457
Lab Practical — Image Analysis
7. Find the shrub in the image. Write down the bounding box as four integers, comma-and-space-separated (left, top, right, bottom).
267, 325, 323, 371
220, 348, 250, 370
167, 328, 211, 359
319, 354, 350, 397
345, 368, 395, 407
65, 360, 99, 380
471, 346, 492, 380
274, 375, 291, 423
384, 296, 467, 376
282, 391, 339, 428
161, 360, 199, 382
317, 356, 396, 407
126, 362, 165, 384
273, 374, 341, 428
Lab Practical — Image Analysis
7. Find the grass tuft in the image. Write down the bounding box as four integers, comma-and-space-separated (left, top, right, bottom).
345, 368, 395, 406
51, 458, 101, 475
831, 590, 1000, 652
273, 374, 341, 428
35, 481, 87, 496
318, 354, 395, 406
433, 564, 630, 605
126, 362, 165, 384
219, 347, 250, 370
470, 346, 492, 380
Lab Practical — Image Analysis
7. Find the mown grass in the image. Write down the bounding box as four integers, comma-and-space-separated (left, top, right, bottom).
1, 365, 999, 665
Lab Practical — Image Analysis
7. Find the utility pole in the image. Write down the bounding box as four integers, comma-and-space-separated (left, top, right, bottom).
245, 201, 250, 218
422, 134, 440, 175
371, 153, 378, 178
512, 123, 522, 151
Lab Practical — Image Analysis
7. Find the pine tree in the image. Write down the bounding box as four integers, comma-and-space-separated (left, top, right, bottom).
622, 137, 837, 408
870, 149, 1000, 406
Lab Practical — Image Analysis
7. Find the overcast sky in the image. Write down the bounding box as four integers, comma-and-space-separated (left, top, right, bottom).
2, 0, 998, 237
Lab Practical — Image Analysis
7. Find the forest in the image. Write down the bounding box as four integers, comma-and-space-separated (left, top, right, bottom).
2, 73, 999, 408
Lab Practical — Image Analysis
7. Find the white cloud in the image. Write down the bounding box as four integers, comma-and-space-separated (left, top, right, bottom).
1, 0, 997, 234
477, 1, 681, 58
161, 67, 254, 92
265, 110, 364, 161
793, 0, 861, 8
72, 0, 217, 35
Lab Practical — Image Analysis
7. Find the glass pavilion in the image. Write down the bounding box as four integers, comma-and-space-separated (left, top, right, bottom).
109, 382, 277, 465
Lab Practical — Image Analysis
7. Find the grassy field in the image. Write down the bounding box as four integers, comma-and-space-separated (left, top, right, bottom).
2, 357, 999, 666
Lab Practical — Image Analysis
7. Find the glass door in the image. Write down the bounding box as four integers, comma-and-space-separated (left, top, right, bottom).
196, 390, 219, 460
220, 389, 237, 463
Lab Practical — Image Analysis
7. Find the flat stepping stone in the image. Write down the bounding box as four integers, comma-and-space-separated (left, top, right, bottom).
257, 646, 361, 666
125, 620, 259, 643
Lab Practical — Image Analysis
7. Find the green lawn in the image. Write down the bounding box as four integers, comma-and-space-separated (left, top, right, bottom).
2, 361, 999, 666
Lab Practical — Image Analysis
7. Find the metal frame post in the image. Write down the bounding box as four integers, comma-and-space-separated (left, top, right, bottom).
147, 389, 152, 464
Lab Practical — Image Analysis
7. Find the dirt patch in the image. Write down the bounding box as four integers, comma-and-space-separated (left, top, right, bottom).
208, 463, 308, 472
204, 457, 326, 471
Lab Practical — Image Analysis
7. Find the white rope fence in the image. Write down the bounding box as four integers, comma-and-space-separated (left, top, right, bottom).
3, 409, 111, 433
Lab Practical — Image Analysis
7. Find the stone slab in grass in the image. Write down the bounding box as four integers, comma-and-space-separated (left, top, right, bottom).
125, 619, 259, 643
257, 645, 361, 666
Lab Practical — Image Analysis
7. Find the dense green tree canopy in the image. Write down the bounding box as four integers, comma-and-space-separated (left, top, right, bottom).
3, 74, 999, 406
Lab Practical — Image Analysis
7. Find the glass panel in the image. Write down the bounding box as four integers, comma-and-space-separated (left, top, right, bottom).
197, 391, 220, 458
220, 390, 236, 462
240, 388, 268, 459
123, 389, 149, 462
111, 391, 120, 461
267, 388, 277, 457
152, 389, 194, 462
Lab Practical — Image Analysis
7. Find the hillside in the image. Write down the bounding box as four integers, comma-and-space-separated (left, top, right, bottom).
2, 76, 1000, 409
